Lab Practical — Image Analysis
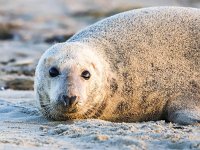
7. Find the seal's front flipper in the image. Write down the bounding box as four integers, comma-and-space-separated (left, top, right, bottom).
167, 93, 200, 125
167, 109, 200, 125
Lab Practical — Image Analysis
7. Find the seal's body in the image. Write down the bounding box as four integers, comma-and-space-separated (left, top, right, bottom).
35, 7, 200, 125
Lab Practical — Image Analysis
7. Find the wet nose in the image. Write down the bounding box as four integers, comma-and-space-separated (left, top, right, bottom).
58, 95, 77, 107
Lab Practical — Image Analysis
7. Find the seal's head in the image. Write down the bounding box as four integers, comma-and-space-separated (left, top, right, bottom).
35, 42, 108, 120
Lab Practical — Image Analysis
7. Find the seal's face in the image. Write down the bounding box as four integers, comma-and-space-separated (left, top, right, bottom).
35, 42, 106, 120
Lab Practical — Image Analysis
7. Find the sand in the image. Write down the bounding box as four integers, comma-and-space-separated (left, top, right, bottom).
0, 90, 199, 150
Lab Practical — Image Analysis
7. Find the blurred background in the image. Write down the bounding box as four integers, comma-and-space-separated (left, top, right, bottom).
0, 0, 199, 91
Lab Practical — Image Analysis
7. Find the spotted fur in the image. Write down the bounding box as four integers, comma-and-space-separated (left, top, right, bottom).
35, 7, 200, 125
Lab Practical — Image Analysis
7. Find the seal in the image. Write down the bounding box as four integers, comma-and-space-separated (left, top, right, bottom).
35, 7, 200, 125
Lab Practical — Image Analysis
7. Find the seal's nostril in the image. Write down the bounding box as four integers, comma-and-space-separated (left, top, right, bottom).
69, 96, 77, 106
61, 95, 68, 106
58, 95, 77, 107
71, 96, 77, 100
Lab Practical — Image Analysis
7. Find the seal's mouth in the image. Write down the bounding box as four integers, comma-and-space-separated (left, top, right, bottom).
54, 102, 78, 113
65, 106, 78, 113
41, 104, 80, 121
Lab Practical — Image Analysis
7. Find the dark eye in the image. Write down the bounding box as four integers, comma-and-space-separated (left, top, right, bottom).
49, 67, 60, 77
81, 70, 91, 80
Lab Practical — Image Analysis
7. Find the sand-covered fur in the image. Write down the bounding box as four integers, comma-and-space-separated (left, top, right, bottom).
35, 7, 200, 125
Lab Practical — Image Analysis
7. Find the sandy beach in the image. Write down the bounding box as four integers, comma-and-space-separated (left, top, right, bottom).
0, 0, 200, 149
0, 90, 200, 150
0, 90, 200, 149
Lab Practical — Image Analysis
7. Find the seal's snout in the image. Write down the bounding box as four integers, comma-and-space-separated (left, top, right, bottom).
58, 94, 77, 107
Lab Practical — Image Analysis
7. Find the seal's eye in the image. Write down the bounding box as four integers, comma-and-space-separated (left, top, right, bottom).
49, 67, 60, 77
81, 70, 91, 80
